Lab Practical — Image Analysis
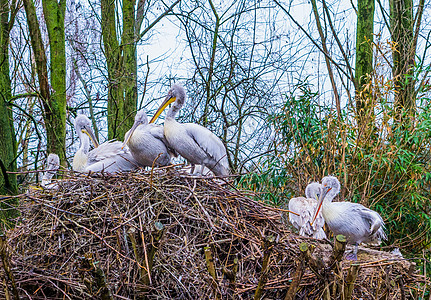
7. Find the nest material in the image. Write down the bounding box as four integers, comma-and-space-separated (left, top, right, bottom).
0, 168, 428, 299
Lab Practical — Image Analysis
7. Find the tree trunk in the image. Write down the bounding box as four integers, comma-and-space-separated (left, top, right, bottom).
121, 0, 137, 138
355, 0, 375, 126
102, 0, 123, 140
101, 0, 179, 139
42, 0, 67, 165
0, 56, 17, 196
0, 0, 19, 224
101, 0, 136, 140
23, 0, 67, 166
389, 0, 415, 119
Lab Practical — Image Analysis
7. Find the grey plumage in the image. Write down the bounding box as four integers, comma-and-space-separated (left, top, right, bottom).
123, 110, 175, 167
41, 153, 60, 188
86, 140, 138, 173
314, 175, 387, 259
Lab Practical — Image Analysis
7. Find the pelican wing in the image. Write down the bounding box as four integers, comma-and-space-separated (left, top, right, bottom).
358, 207, 387, 240
288, 197, 306, 230
313, 228, 327, 239
148, 125, 165, 140
185, 123, 228, 168
87, 140, 125, 164
85, 153, 137, 173
86, 140, 138, 173
335, 202, 387, 243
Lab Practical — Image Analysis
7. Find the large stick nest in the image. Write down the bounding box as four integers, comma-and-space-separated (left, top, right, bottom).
0, 168, 428, 299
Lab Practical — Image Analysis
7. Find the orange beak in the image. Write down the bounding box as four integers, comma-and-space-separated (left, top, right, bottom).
82, 126, 99, 148
311, 186, 332, 225
149, 95, 176, 124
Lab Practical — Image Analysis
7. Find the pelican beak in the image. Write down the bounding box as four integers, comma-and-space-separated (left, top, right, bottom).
149, 94, 176, 123
311, 186, 332, 225
82, 126, 99, 148
122, 121, 140, 149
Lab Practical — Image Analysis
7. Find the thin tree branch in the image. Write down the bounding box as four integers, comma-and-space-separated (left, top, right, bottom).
138, 0, 180, 41
274, 0, 352, 81
309, 0, 341, 119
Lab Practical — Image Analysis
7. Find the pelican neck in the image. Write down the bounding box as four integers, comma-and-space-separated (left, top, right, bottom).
166, 109, 178, 120
79, 133, 90, 154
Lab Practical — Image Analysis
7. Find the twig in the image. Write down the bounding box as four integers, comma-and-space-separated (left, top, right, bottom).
204, 246, 221, 300
284, 256, 305, 300
138, 212, 152, 285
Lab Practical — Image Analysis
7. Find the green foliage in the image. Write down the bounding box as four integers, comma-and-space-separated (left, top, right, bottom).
238, 82, 331, 205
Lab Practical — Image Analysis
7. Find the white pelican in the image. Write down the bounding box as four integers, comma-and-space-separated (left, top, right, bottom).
73, 114, 94, 172
122, 110, 175, 167
313, 176, 387, 260
73, 114, 138, 173
149, 84, 229, 176
41, 153, 60, 188
288, 182, 326, 239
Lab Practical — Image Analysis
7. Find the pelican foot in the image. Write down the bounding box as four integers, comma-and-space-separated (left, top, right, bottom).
345, 252, 358, 261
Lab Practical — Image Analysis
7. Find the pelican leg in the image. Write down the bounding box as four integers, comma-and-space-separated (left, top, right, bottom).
345, 243, 358, 260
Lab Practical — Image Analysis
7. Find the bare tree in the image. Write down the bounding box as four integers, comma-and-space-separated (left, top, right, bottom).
355, 0, 375, 118
389, 0, 425, 120
176, 0, 295, 172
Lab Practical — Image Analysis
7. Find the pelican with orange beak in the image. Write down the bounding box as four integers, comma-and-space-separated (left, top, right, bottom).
288, 182, 327, 239
149, 84, 229, 176
312, 176, 386, 260
73, 114, 138, 173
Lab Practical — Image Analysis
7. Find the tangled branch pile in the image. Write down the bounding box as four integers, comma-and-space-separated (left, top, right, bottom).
0, 168, 428, 299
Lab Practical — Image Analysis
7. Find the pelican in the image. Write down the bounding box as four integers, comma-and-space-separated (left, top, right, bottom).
41, 153, 60, 188
73, 114, 94, 172
288, 182, 326, 239
73, 114, 138, 173
149, 84, 229, 176
122, 110, 175, 167
313, 176, 387, 260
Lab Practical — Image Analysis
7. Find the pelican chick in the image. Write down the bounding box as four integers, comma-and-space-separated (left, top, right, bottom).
123, 110, 175, 167
149, 84, 229, 176
313, 176, 387, 260
288, 182, 326, 239
41, 153, 60, 188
